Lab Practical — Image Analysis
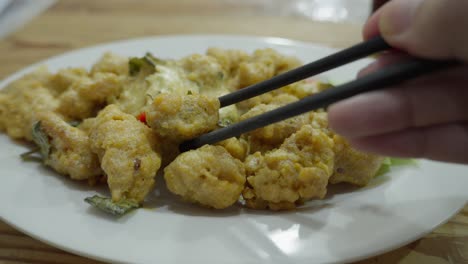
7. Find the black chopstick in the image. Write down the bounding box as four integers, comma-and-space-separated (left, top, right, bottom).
180, 58, 457, 152
218, 36, 390, 108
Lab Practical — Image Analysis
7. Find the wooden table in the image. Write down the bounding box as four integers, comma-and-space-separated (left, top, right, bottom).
0, 1, 467, 263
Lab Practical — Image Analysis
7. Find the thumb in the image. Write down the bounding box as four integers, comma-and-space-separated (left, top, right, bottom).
366, 0, 468, 61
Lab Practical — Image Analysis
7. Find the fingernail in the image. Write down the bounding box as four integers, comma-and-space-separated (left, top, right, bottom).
379, 0, 424, 37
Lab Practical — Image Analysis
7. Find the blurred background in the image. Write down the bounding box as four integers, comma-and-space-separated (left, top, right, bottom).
0, 0, 378, 39
223, 0, 372, 23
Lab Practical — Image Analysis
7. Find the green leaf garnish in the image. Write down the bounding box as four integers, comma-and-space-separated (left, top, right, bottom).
84, 195, 139, 216
388, 158, 418, 166
143, 52, 164, 67
129, 52, 164, 76
20, 148, 42, 162
375, 157, 418, 177
31, 121, 50, 160
129, 57, 147, 76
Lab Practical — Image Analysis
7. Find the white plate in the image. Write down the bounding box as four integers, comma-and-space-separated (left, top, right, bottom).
0, 35, 467, 264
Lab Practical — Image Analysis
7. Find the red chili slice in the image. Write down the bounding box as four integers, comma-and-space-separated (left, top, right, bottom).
137, 112, 147, 124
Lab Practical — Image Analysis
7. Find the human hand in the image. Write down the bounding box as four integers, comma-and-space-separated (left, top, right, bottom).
328, 0, 468, 164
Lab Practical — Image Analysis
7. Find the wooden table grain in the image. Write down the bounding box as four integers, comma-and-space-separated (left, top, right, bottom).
0, 1, 467, 263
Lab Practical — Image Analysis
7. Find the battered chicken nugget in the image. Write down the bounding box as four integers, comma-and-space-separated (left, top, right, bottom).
243, 150, 330, 210
164, 145, 246, 209
76, 117, 96, 134
281, 125, 335, 172
216, 137, 249, 161
329, 135, 384, 186
243, 125, 334, 210
281, 80, 333, 99
48, 68, 88, 95
89, 105, 161, 203
0, 74, 59, 140
240, 103, 310, 153
205, 48, 249, 90
309, 111, 330, 131
206, 48, 249, 75
179, 54, 227, 92
146, 93, 220, 141
236, 92, 298, 113
2, 66, 53, 94
243, 151, 302, 210
238, 48, 301, 88
91, 52, 129, 76
36, 112, 101, 181
57, 73, 122, 120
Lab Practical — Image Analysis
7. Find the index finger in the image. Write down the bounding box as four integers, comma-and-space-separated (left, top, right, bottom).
328, 66, 468, 139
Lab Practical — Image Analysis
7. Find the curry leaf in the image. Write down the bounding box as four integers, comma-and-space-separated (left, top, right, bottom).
31, 121, 50, 160
85, 195, 139, 216
128, 52, 164, 76
20, 148, 42, 162
129, 57, 147, 76
144, 52, 164, 67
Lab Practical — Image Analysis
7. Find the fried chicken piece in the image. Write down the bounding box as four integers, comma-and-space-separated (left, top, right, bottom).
90, 52, 129, 76
179, 54, 227, 92
145, 93, 220, 141
243, 125, 334, 210
206, 48, 250, 75
281, 79, 333, 99
329, 135, 384, 186
36, 111, 102, 181
57, 73, 122, 120
281, 125, 335, 171
0, 69, 59, 140
216, 137, 249, 161
236, 92, 298, 113
164, 145, 246, 209
240, 102, 310, 153
89, 105, 161, 203
237, 48, 301, 88
47, 67, 89, 95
